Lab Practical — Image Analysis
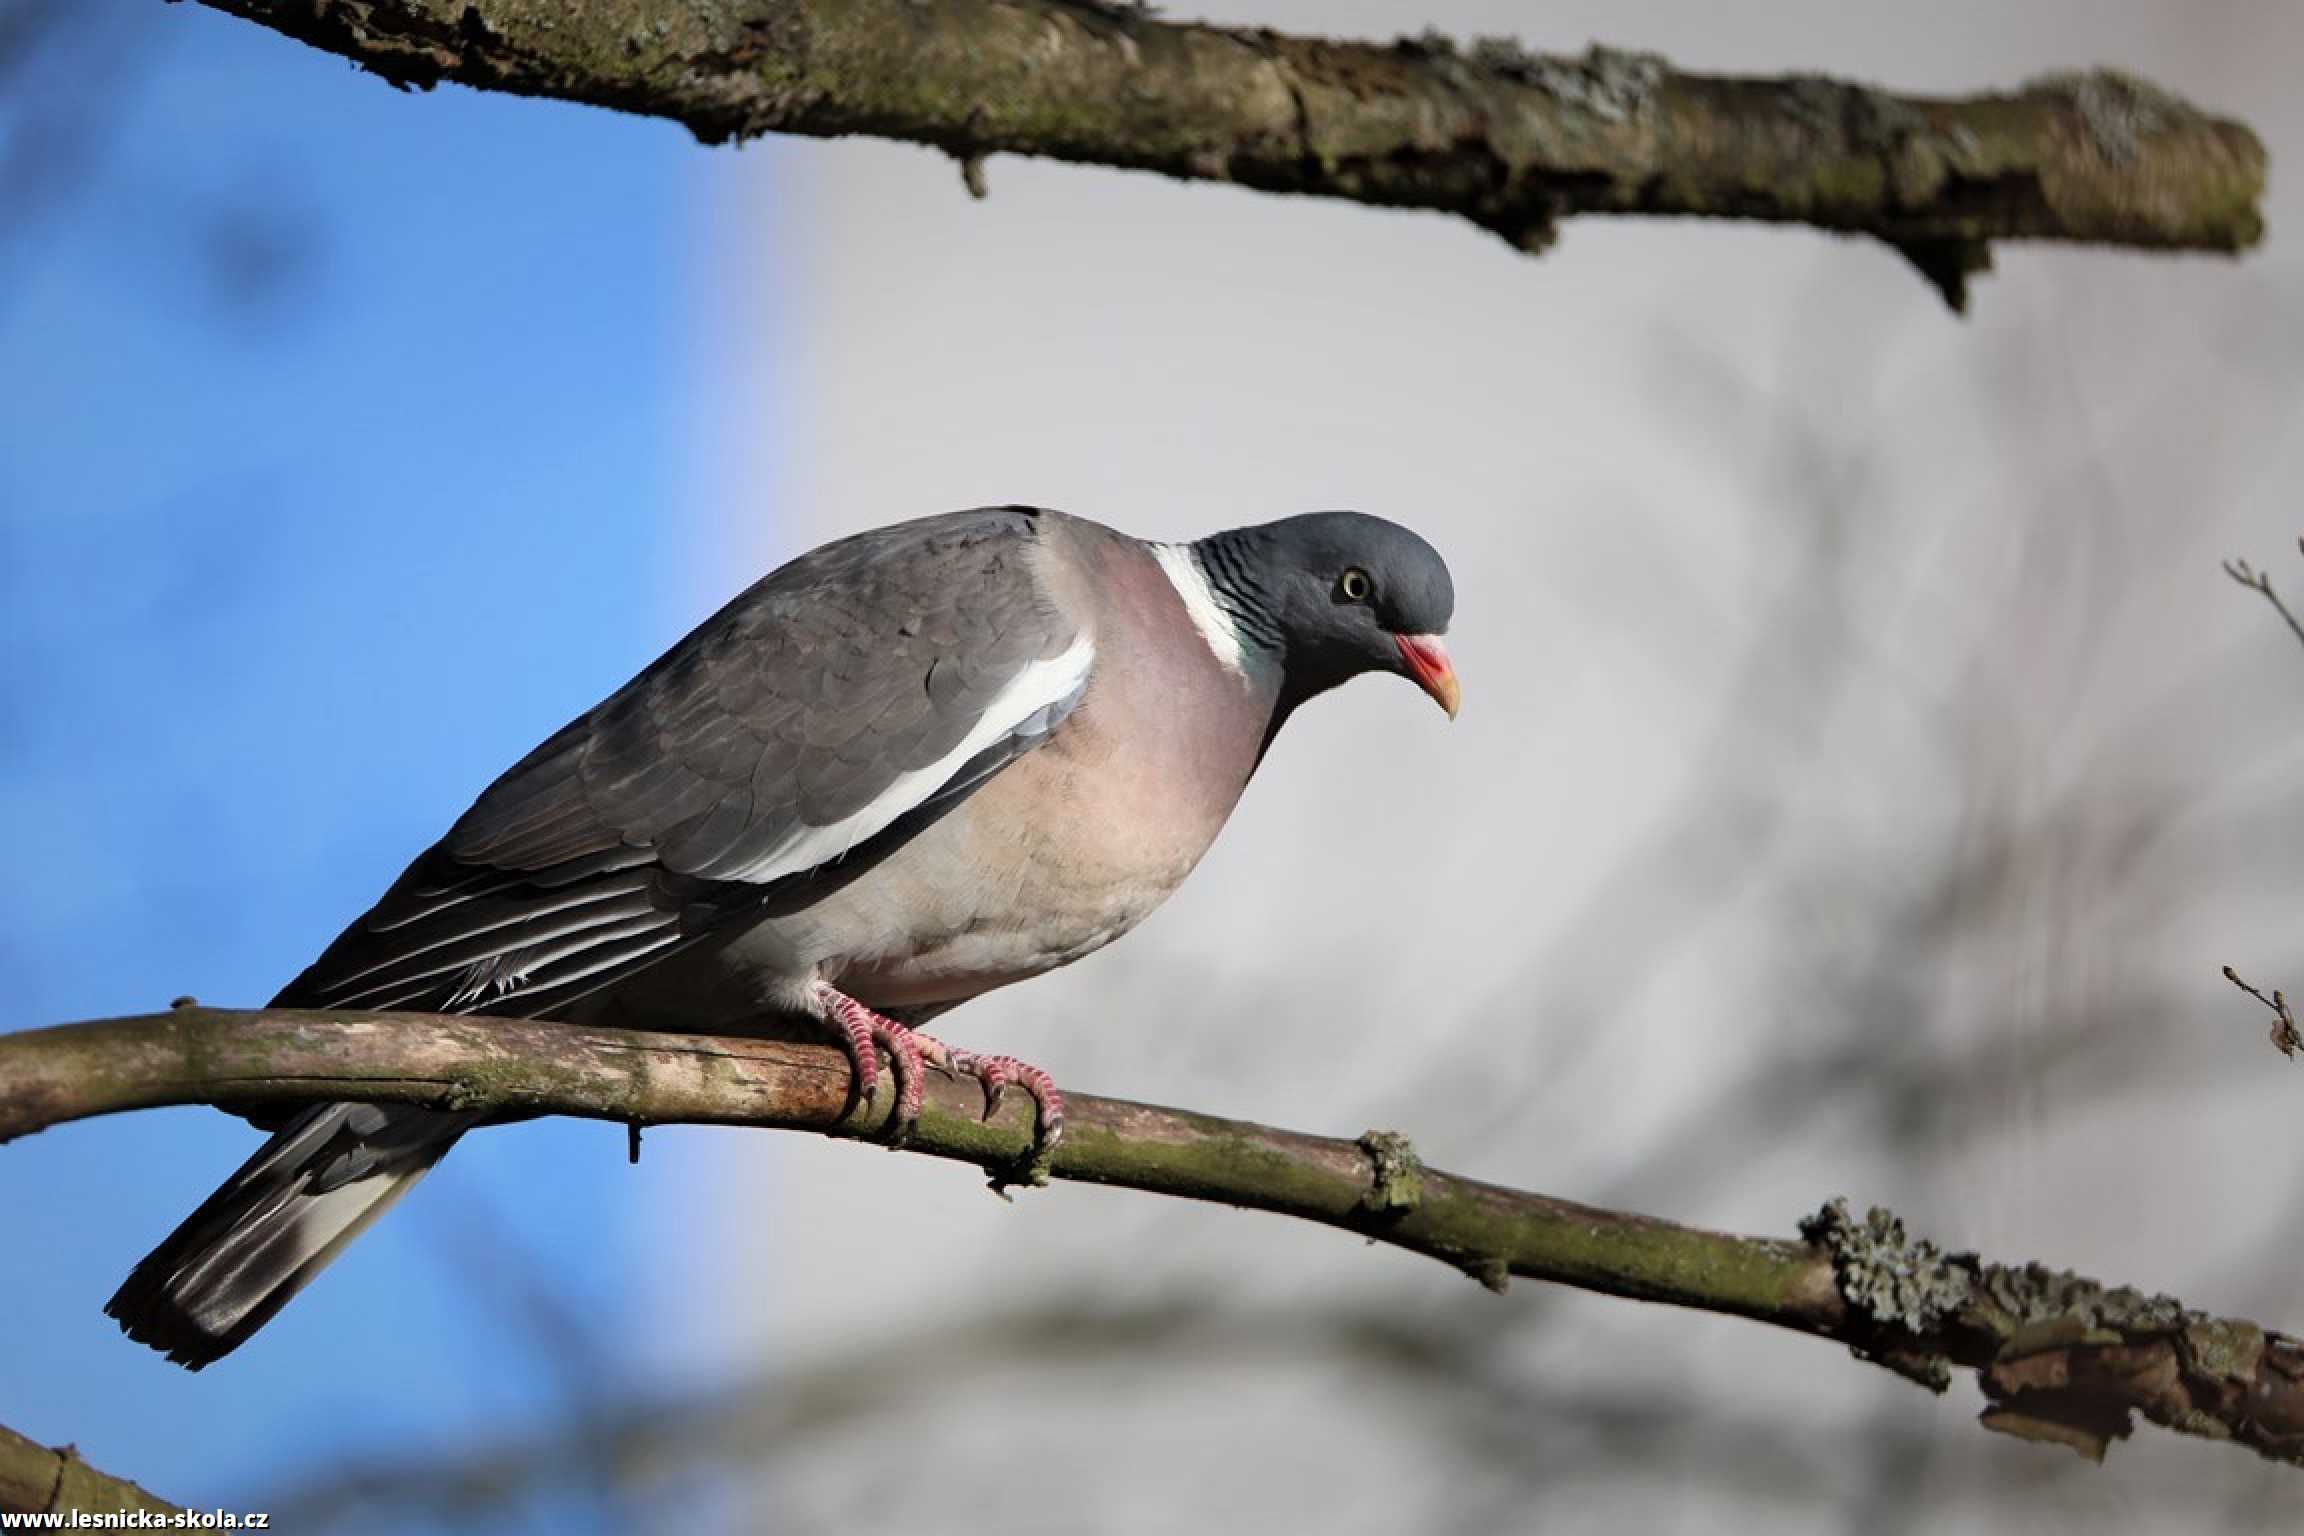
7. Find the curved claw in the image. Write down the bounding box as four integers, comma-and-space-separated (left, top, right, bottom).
945, 1049, 1065, 1152
815, 991, 1063, 1171
876, 1024, 927, 1139
974, 1057, 1012, 1122
817, 984, 927, 1140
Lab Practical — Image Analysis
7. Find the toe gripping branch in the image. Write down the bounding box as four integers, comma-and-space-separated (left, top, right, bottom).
815, 985, 1066, 1182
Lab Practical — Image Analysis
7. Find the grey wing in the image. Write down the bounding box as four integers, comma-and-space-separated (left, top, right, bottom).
274, 507, 1090, 1020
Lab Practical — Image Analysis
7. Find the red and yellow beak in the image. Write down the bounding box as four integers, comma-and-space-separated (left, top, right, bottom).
1394, 633, 1461, 720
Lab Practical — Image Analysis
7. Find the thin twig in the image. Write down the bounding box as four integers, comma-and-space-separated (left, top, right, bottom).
2221, 543, 2304, 656
2223, 965, 2302, 1059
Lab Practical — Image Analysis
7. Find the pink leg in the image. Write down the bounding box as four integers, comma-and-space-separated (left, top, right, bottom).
815, 983, 931, 1137
812, 982, 1066, 1164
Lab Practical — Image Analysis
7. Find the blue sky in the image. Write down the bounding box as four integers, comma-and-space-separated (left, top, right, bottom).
8, 5, 2304, 1532
0, 3, 748, 1521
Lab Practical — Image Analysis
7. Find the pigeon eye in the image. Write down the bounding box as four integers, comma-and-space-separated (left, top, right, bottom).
1338, 568, 1373, 602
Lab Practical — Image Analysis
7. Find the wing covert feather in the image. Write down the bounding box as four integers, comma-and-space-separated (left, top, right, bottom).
274, 507, 1090, 1019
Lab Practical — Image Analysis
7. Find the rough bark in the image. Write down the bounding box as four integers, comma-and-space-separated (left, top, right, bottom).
6, 1005, 2302, 1471
0, 1423, 180, 1518
186, 0, 2266, 310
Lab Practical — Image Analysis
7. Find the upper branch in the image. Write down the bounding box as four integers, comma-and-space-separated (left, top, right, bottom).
6, 1005, 2303, 1469
190, 1, 2265, 310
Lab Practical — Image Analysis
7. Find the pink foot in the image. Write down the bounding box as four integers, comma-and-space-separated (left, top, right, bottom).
815, 983, 931, 1139
812, 984, 1066, 1172
928, 1042, 1067, 1150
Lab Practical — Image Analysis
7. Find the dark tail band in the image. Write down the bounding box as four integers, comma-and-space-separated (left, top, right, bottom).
105, 1101, 472, 1369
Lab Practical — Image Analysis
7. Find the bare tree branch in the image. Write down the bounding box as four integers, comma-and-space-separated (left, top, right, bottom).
2225, 965, 2303, 1059
0, 1423, 180, 1519
186, 1, 2265, 310
6, 1005, 2304, 1472
2224, 542, 2304, 657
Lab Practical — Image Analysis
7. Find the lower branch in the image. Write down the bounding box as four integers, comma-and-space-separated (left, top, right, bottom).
189, 1, 2266, 311
0, 1424, 179, 1518
4, 1006, 2301, 1469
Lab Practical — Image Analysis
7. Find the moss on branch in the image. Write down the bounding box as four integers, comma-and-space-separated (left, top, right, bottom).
5, 1007, 2302, 1472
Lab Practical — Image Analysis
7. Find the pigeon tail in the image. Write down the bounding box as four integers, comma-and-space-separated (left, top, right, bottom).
105, 1101, 472, 1369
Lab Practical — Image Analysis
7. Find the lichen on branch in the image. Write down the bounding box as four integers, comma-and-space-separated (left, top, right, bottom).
188, 0, 2266, 309
4, 1006, 2302, 1472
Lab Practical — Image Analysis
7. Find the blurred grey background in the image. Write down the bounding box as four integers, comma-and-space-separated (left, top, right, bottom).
4, 1, 2302, 1531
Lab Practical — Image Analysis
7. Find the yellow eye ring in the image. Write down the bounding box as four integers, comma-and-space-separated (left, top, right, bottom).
1339, 567, 1373, 602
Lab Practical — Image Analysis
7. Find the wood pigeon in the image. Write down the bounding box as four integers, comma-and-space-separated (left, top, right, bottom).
107, 505, 1458, 1367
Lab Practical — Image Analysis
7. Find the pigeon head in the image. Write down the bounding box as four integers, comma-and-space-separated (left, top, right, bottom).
1193, 511, 1459, 718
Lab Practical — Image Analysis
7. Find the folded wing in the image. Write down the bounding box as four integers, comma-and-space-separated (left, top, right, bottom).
275, 507, 1090, 1020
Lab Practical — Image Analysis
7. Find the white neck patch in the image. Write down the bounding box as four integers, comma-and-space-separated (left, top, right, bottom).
1152, 542, 1247, 677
